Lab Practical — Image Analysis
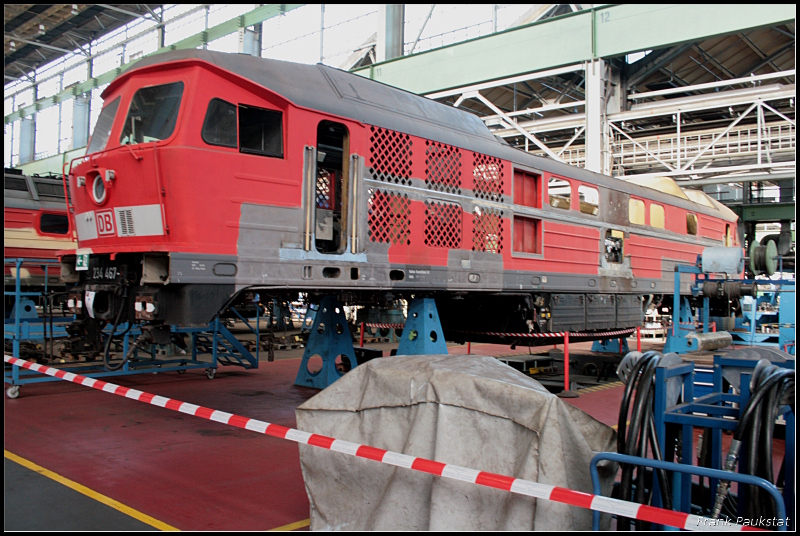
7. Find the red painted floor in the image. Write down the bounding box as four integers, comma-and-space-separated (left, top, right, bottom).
5, 358, 316, 531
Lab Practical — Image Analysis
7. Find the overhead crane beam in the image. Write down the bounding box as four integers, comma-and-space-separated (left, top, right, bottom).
352, 4, 794, 95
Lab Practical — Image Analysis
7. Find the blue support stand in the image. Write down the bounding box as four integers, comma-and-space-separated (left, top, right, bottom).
300, 304, 318, 334
591, 337, 629, 354
396, 298, 448, 356
779, 283, 795, 354
294, 296, 357, 389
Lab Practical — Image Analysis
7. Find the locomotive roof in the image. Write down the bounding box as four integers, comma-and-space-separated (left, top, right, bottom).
120, 49, 500, 157
119, 50, 736, 222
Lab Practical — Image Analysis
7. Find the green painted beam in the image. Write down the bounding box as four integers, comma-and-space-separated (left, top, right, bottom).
4, 4, 303, 125
18, 147, 87, 176
353, 4, 795, 95
594, 4, 796, 59
355, 10, 593, 96
728, 202, 796, 223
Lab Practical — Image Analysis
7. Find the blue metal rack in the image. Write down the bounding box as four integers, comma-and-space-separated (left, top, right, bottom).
651, 355, 794, 525
590, 452, 787, 531
4, 257, 260, 397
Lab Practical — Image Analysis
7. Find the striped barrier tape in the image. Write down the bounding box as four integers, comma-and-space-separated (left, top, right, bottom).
364, 325, 637, 340
452, 328, 636, 339
4, 355, 760, 531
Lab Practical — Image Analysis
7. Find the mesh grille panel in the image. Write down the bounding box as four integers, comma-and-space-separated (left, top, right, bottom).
424, 201, 462, 249
472, 207, 503, 254
367, 188, 411, 245
315, 170, 334, 209
425, 140, 461, 194
472, 153, 504, 201
369, 126, 412, 185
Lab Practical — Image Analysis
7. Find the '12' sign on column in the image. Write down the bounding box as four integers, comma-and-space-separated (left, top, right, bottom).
96, 210, 116, 236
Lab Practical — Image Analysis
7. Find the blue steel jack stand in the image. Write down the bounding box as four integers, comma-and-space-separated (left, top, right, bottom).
294, 296, 357, 389
396, 298, 448, 356
591, 337, 629, 354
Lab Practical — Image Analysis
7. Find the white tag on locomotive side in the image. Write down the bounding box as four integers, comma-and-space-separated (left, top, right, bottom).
84, 290, 96, 319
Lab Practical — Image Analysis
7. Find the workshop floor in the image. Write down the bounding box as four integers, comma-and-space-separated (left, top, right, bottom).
3, 339, 787, 530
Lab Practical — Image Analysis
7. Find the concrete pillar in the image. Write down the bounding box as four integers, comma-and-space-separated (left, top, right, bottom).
377, 4, 405, 62
585, 59, 605, 173
19, 117, 35, 165
73, 94, 91, 149
19, 84, 36, 164
238, 25, 262, 57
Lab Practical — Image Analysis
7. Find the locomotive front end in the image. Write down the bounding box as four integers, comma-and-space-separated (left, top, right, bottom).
59, 70, 198, 358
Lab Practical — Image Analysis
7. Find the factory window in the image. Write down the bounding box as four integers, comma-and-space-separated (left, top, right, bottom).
629, 198, 645, 225
513, 216, 542, 255
201, 98, 237, 148
578, 185, 599, 216
650, 203, 665, 229
548, 177, 571, 209
513, 169, 541, 208
686, 213, 698, 235
120, 82, 184, 145
238, 104, 283, 158
605, 229, 624, 264
87, 97, 120, 154
39, 213, 69, 235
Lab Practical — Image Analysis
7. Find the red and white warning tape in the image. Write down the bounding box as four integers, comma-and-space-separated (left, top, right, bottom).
452, 328, 636, 339
365, 325, 637, 340
4, 355, 759, 531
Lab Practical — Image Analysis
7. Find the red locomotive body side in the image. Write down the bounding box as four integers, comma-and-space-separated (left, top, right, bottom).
4, 170, 76, 289
59, 49, 739, 340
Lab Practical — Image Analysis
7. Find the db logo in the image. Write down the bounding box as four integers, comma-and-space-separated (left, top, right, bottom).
96, 210, 116, 236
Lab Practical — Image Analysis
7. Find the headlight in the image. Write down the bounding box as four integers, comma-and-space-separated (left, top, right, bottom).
92, 175, 106, 204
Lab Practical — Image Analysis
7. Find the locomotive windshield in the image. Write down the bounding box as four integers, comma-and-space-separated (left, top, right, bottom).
86, 97, 120, 154
120, 81, 184, 145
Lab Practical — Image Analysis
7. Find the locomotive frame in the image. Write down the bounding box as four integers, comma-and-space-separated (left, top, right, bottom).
58, 49, 739, 345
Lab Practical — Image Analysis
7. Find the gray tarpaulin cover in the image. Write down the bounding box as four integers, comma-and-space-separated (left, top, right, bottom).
296, 355, 617, 530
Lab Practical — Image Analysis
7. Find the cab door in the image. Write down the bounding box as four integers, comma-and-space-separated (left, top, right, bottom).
314, 121, 350, 254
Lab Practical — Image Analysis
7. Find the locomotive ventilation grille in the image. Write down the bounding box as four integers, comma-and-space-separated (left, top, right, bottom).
369, 126, 412, 185
472, 207, 503, 254
316, 170, 333, 209
425, 140, 461, 195
472, 153, 504, 202
425, 201, 462, 249
367, 188, 411, 245
118, 208, 135, 236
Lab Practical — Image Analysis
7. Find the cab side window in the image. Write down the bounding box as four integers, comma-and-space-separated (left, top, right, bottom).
239, 104, 283, 158
548, 177, 571, 210
201, 98, 237, 148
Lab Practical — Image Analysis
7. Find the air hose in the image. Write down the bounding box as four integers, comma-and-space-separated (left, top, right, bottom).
711, 362, 794, 522
102, 291, 133, 371
616, 351, 674, 530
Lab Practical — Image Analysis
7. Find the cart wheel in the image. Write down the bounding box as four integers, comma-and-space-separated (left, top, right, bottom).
583, 363, 599, 377
6, 386, 20, 399
177, 362, 187, 374
206, 368, 216, 380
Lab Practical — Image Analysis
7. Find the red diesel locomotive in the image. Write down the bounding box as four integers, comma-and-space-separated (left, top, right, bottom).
5, 169, 76, 292
59, 49, 738, 349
